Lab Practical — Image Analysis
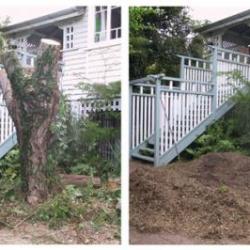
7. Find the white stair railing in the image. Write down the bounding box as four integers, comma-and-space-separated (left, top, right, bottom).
130, 77, 156, 150
130, 46, 250, 166
158, 77, 213, 156
0, 92, 15, 144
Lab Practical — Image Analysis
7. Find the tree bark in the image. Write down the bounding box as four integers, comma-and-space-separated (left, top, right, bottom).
0, 42, 60, 205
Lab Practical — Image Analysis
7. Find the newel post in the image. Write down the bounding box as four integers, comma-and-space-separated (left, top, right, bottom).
212, 46, 218, 112
154, 74, 162, 167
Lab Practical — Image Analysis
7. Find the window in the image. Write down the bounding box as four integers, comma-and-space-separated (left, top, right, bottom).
95, 7, 107, 42
94, 6, 121, 43
110, 6, 121, 40
65, 26, 74, 49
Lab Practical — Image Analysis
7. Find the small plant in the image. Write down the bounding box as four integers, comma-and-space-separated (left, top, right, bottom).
34, 184, 120, 229
0, 149, 21, 201
35, 185, 85, 228
183, 117, 237, 159
71, 163, 96, 176
218, 184, 229, 193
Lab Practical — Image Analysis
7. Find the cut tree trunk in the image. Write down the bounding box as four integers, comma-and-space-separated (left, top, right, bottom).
0, 41, 61, 205
60, 174, 120, 190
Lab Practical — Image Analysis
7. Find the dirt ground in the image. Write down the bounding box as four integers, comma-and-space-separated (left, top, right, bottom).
130, 152, 250, 244
0, 221, 119, 244
0, 174, 120, 244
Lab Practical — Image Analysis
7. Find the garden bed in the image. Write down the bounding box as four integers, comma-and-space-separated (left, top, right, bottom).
130, 152, 250, 244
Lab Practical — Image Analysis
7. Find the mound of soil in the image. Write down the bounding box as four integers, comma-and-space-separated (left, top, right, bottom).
130, 152, 250, 243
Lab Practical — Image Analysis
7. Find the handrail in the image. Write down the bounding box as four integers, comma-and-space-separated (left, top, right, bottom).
217, 58, 250, 67
209, 45, 250, 59
182, 65, 212, 71
178, 54, 211, 63
161, 76, 213, 85
130, 76, 153, 85
160, 87, 214, 96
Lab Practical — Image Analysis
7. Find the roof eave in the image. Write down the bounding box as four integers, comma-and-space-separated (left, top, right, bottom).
2, 6, 86, 35
196, 11, 250, 35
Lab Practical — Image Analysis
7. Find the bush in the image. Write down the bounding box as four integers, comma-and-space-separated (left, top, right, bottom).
183, 117, 237, 159
51, 82, 121, 181
0, 149, 21, 201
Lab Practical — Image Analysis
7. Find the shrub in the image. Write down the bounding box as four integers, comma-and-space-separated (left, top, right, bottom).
0, 149, 21, 201
183, 117, 237, 159
50, 82, 121, 181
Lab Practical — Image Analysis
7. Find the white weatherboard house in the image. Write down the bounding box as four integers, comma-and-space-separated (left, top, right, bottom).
130, 9, 250, 167
2, 6, 121, 101
0, 6, 121, 158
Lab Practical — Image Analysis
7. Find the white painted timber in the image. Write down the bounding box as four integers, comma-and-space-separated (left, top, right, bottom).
130, 47, 250, 166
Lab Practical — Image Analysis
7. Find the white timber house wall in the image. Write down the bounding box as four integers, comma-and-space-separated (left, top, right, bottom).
60, 6, 121, 101
2, 6, 122, 106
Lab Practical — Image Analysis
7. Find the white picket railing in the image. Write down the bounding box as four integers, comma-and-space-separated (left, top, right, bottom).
130, 77, 156, 149
130, 46, 250, 166
70, 97, 121, 118
0, 92, 15, 144
159, 77, 213, 156
216, 48, 250, 107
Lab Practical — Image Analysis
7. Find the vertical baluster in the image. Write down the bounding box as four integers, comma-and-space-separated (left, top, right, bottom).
152, 93, 155, 134
181, 93, 184, 136
169, 91, 173, 148
165, 91, 169, 150
144, 93, 147, 140
172, 90, 175, 147
175, 85, 178, 143
160, 92, 164, 154
188, 59, 191, 90
178, 93, 181, 141
197, 94, 200, 124
201, 94, 203, 122
136, 94, 139, 147
4, 107, 7, 141
148, 88, 152, 137
179, 92, 183, 139
212, 47, 218, 112
139, 86, 144, 144
186, 94, 190, 133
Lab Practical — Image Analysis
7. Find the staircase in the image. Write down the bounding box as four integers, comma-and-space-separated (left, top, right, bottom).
130, 46, 250, 166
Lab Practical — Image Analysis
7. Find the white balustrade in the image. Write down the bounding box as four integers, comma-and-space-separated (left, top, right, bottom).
130, 47, 250, 160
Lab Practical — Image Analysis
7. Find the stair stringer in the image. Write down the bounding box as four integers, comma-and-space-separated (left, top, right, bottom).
0, 132, 17, 159
157, 99, 235, 167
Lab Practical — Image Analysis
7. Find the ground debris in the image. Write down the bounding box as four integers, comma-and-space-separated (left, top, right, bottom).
130, 152, 250, 244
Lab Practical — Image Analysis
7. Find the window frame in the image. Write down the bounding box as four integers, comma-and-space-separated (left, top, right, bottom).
91, 6, 121, 48
110, 6, 121, 41
64, 25, 74, 50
